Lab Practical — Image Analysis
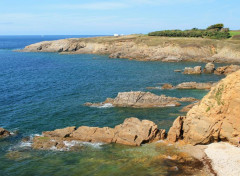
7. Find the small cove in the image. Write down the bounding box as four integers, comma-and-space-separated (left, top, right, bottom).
0, 35, 227, 175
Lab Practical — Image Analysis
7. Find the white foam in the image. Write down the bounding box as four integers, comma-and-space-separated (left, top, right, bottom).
166, 104, 176, 107
8, 134, 42, 151
63, 140, 104, 150
98, 103, 114, 108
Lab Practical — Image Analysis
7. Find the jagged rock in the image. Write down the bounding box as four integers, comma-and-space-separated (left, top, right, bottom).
203, 63, 215, 74
43, 127, 76, 138
161, 83, 174, 89
167, 116, 186, 142
183, 66, 202, 74
176, 82, 215, 90
180, 102, 199, 112
31, 117, 166, 150
214, 65, 240, 75
85, 91, 198, 108
169, 70, 240, 145
0, 128, 11, 138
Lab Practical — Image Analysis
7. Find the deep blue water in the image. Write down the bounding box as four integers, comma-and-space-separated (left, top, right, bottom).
0, 35, 226, 175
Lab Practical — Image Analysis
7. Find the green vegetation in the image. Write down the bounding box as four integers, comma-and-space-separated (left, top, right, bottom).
230, 30, 240, 37
206, 106, 211, 112
215, 84, 224, 105
148, 24, 230, 39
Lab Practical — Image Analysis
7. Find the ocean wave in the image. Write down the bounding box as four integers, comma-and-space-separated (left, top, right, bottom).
8, 134, 42, 151
97, 103, 114, 108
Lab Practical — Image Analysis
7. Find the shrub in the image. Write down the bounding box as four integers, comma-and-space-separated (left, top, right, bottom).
207, 23, 224, 31
148, 24, 230, 39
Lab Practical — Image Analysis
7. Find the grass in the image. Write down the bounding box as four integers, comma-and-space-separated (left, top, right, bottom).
230, 30, 240, 37
66, 34, 240, 51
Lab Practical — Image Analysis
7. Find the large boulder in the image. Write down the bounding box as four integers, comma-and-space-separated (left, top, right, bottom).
85, 91, 198, 108
169, 70, 240, 145
214, 65, 240, 75
183, 66, 202, 74
32, 117, 166, 150
0, 128, 11, 138
203, 63, 215, 74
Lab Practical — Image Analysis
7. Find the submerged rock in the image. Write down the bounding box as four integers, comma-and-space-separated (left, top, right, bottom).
85, 91, 198, 108
161, 83, 174, 89
214, 64, 240, 75
168, 70, 240, 145
183, 66, 202, 74
0, 128, 11, 138
32, 117, 166, 150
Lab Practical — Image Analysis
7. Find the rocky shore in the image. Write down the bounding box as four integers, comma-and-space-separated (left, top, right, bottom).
24, 70, 240, 175
32, 117, 166, 150
19, 35, 240, 63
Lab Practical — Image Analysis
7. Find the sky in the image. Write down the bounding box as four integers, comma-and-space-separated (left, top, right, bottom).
0, 0, 239, 35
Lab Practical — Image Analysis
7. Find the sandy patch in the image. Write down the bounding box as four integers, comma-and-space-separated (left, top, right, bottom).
205, 142, 240, 176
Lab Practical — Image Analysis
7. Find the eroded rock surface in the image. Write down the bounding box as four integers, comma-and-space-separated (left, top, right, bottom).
161, 83, 174, 89
203, 63, 215, 74
32, 117, 166, 150
85, 91, 198, 108
0, 128, 11, 138
214, 65, 240, 75
169, 70, 240, 145
176, 82, 216, 90
183, 66, 202, 74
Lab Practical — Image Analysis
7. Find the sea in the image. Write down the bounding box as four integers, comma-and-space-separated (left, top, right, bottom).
0, 35, 226, 176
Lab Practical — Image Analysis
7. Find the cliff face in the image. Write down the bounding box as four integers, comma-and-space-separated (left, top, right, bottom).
21, 35, 240, 63
168, 70, 240, 145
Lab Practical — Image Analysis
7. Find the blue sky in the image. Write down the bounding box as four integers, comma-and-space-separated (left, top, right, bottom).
0, 0, 239, 35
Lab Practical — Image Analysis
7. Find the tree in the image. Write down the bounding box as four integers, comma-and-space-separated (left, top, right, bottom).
207, 24, 224, 31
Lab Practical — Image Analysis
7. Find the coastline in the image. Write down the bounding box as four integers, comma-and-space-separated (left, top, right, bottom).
19, 35, 240, 64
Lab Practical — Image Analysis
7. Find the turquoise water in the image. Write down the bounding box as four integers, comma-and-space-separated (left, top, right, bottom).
0, 36, 226, 175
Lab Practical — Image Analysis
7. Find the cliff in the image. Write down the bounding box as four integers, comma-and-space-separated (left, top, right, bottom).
168, 69, 240, 145
20, 35, 240, 63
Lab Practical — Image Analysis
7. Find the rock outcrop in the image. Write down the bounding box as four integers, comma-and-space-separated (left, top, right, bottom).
183, 66, 202, 74
0, 128, 11, 138
32, 117, 166, 150
214, 65, 240, 75
85, 91, 198, 108
167, 116, 186, 142
168, 70, 240, 145
180, 102, 199, 112
19, 35, 240, 64
176, 82, 216, 90
203, 63, 215, 74
161, 83, 174, 89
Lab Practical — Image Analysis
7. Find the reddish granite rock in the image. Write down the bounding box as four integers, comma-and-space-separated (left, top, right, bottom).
85, 91, 197, 108
161, 83, 174, 89
168, 70, 240, 145
176, 82, 215, 90
214, 65, 240, 75
0, 128, 11, 138
203, 63, 215, 74
183, 66, 202, 74
31, 117, 166, 150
